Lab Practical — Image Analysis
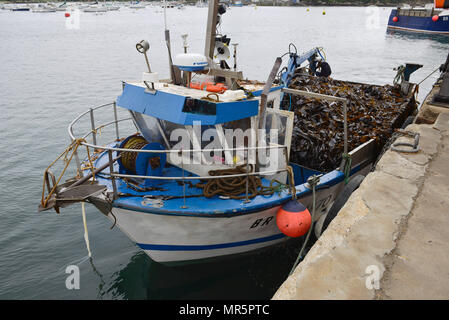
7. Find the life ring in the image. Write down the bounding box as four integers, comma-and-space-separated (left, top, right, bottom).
190, 81, 227, 94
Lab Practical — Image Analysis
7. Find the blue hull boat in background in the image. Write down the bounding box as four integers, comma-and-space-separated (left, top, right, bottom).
388, 3, 449, 34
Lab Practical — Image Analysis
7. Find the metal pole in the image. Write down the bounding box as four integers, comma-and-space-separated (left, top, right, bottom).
244, 148, 250, 203
113, 102, 120, 141
182, 34, 188, 53
108, 150, 117, 200
143, 52, 152, 73
343, 101, 348, 155
73, 138, 83, 177
181, 159, 187, 208
89, 108, 97, 146
232, 43, 238, 71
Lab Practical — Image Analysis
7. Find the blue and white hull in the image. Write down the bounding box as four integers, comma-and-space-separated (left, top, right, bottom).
92, 157, 362, 264
109, 206, 287, 264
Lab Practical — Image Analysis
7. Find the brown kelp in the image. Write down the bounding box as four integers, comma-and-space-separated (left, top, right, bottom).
282, 74, 417, 172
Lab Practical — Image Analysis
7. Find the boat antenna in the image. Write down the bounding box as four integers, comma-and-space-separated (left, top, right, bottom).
163, 0, 168, 31
163, 0, 176, 83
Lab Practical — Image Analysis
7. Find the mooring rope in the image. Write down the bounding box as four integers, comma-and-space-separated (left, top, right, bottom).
194, 164, 281, 199
120, 135, 148, 174
41, 138, 89, 209
81, 202, 92, 258
289, 174, 320, 276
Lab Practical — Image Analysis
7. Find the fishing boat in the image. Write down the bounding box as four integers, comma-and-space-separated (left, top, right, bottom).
10, 5, 30, 11
129, 1, 146, 9
39, 0, 421, 265
32, 4, 57, 13
387, 1, 449, 34
196, 0, 208, 8
83, 5, 108, 13
230, 1, 243, 7
49, 1, 70, 11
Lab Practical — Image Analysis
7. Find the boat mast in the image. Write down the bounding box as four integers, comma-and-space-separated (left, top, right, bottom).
163, 0, 176, 82
204, 0, 219, 59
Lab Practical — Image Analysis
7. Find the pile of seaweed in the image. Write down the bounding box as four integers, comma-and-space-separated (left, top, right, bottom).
282, 74, 417, 172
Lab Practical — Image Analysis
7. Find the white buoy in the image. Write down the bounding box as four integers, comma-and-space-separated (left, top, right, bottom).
81, 202, 92, 257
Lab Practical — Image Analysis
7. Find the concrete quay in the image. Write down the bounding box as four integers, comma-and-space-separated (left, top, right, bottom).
273, 106, 449, 300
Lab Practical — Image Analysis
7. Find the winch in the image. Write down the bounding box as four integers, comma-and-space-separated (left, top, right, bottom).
117, 134, 166, 187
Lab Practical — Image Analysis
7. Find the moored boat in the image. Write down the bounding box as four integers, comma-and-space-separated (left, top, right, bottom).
83, 5, 108, 13
11, 5, 30, 11
387, 1, 449, 34
39, 0, 422, 266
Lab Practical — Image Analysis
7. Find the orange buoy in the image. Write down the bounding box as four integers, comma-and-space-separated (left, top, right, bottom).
432, 15, 439, 22
189, 81, 227, 94
276, 200, 312, 238
392, 16, 398, 22
65, 12, 70, 18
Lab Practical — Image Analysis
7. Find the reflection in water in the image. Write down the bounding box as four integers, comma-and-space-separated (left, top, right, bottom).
89, 258, 106, 300
386, 28, 449, 44
102, 237, 313, 300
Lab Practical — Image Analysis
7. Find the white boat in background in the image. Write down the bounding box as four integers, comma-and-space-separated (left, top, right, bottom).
105, 5, 120, 11
129, 1, 146, 9
83, 5, 108, 13
10, 5, 31, 11
32, 4, 57, 13
196, 0, 208, 7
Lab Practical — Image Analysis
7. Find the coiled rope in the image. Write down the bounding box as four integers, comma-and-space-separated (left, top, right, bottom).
120, 135, 148, 174
194, 164, 292, 200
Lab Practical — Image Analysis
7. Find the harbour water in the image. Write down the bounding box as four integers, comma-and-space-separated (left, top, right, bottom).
0, 5, 447, 299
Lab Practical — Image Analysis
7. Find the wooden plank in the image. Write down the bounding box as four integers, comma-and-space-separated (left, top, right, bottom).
258, 57, 282, 130
204, 0, 219, 59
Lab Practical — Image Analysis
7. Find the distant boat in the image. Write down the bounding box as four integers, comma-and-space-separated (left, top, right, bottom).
32, 4, 57, 13
387, 1, 449, 34
51, 1, 69, 11
83, 5, 108, 13
105, 6, 120, 11
230, 1, 243, 7
196, 0, 208, 7
32, 8, 57, 13
11, 6, 30, 12
129, 1, 146, 9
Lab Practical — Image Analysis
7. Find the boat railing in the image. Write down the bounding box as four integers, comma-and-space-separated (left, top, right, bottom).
67, 102, 294, 202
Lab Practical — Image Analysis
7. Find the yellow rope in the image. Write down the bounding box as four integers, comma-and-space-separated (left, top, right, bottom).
286, 165, 297, 199
85, 145, 96, 184
41, 138, 92, 209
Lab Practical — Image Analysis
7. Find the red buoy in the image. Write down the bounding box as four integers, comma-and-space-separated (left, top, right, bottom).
432, 15, 439, 22
65, 12, 70, 18
392, 16, 398, 22
276, 200, 312, 238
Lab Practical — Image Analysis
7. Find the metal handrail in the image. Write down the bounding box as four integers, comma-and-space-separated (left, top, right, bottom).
68, 102, 290, 155
68, 102, 292, 201
111, 168, 288, 181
